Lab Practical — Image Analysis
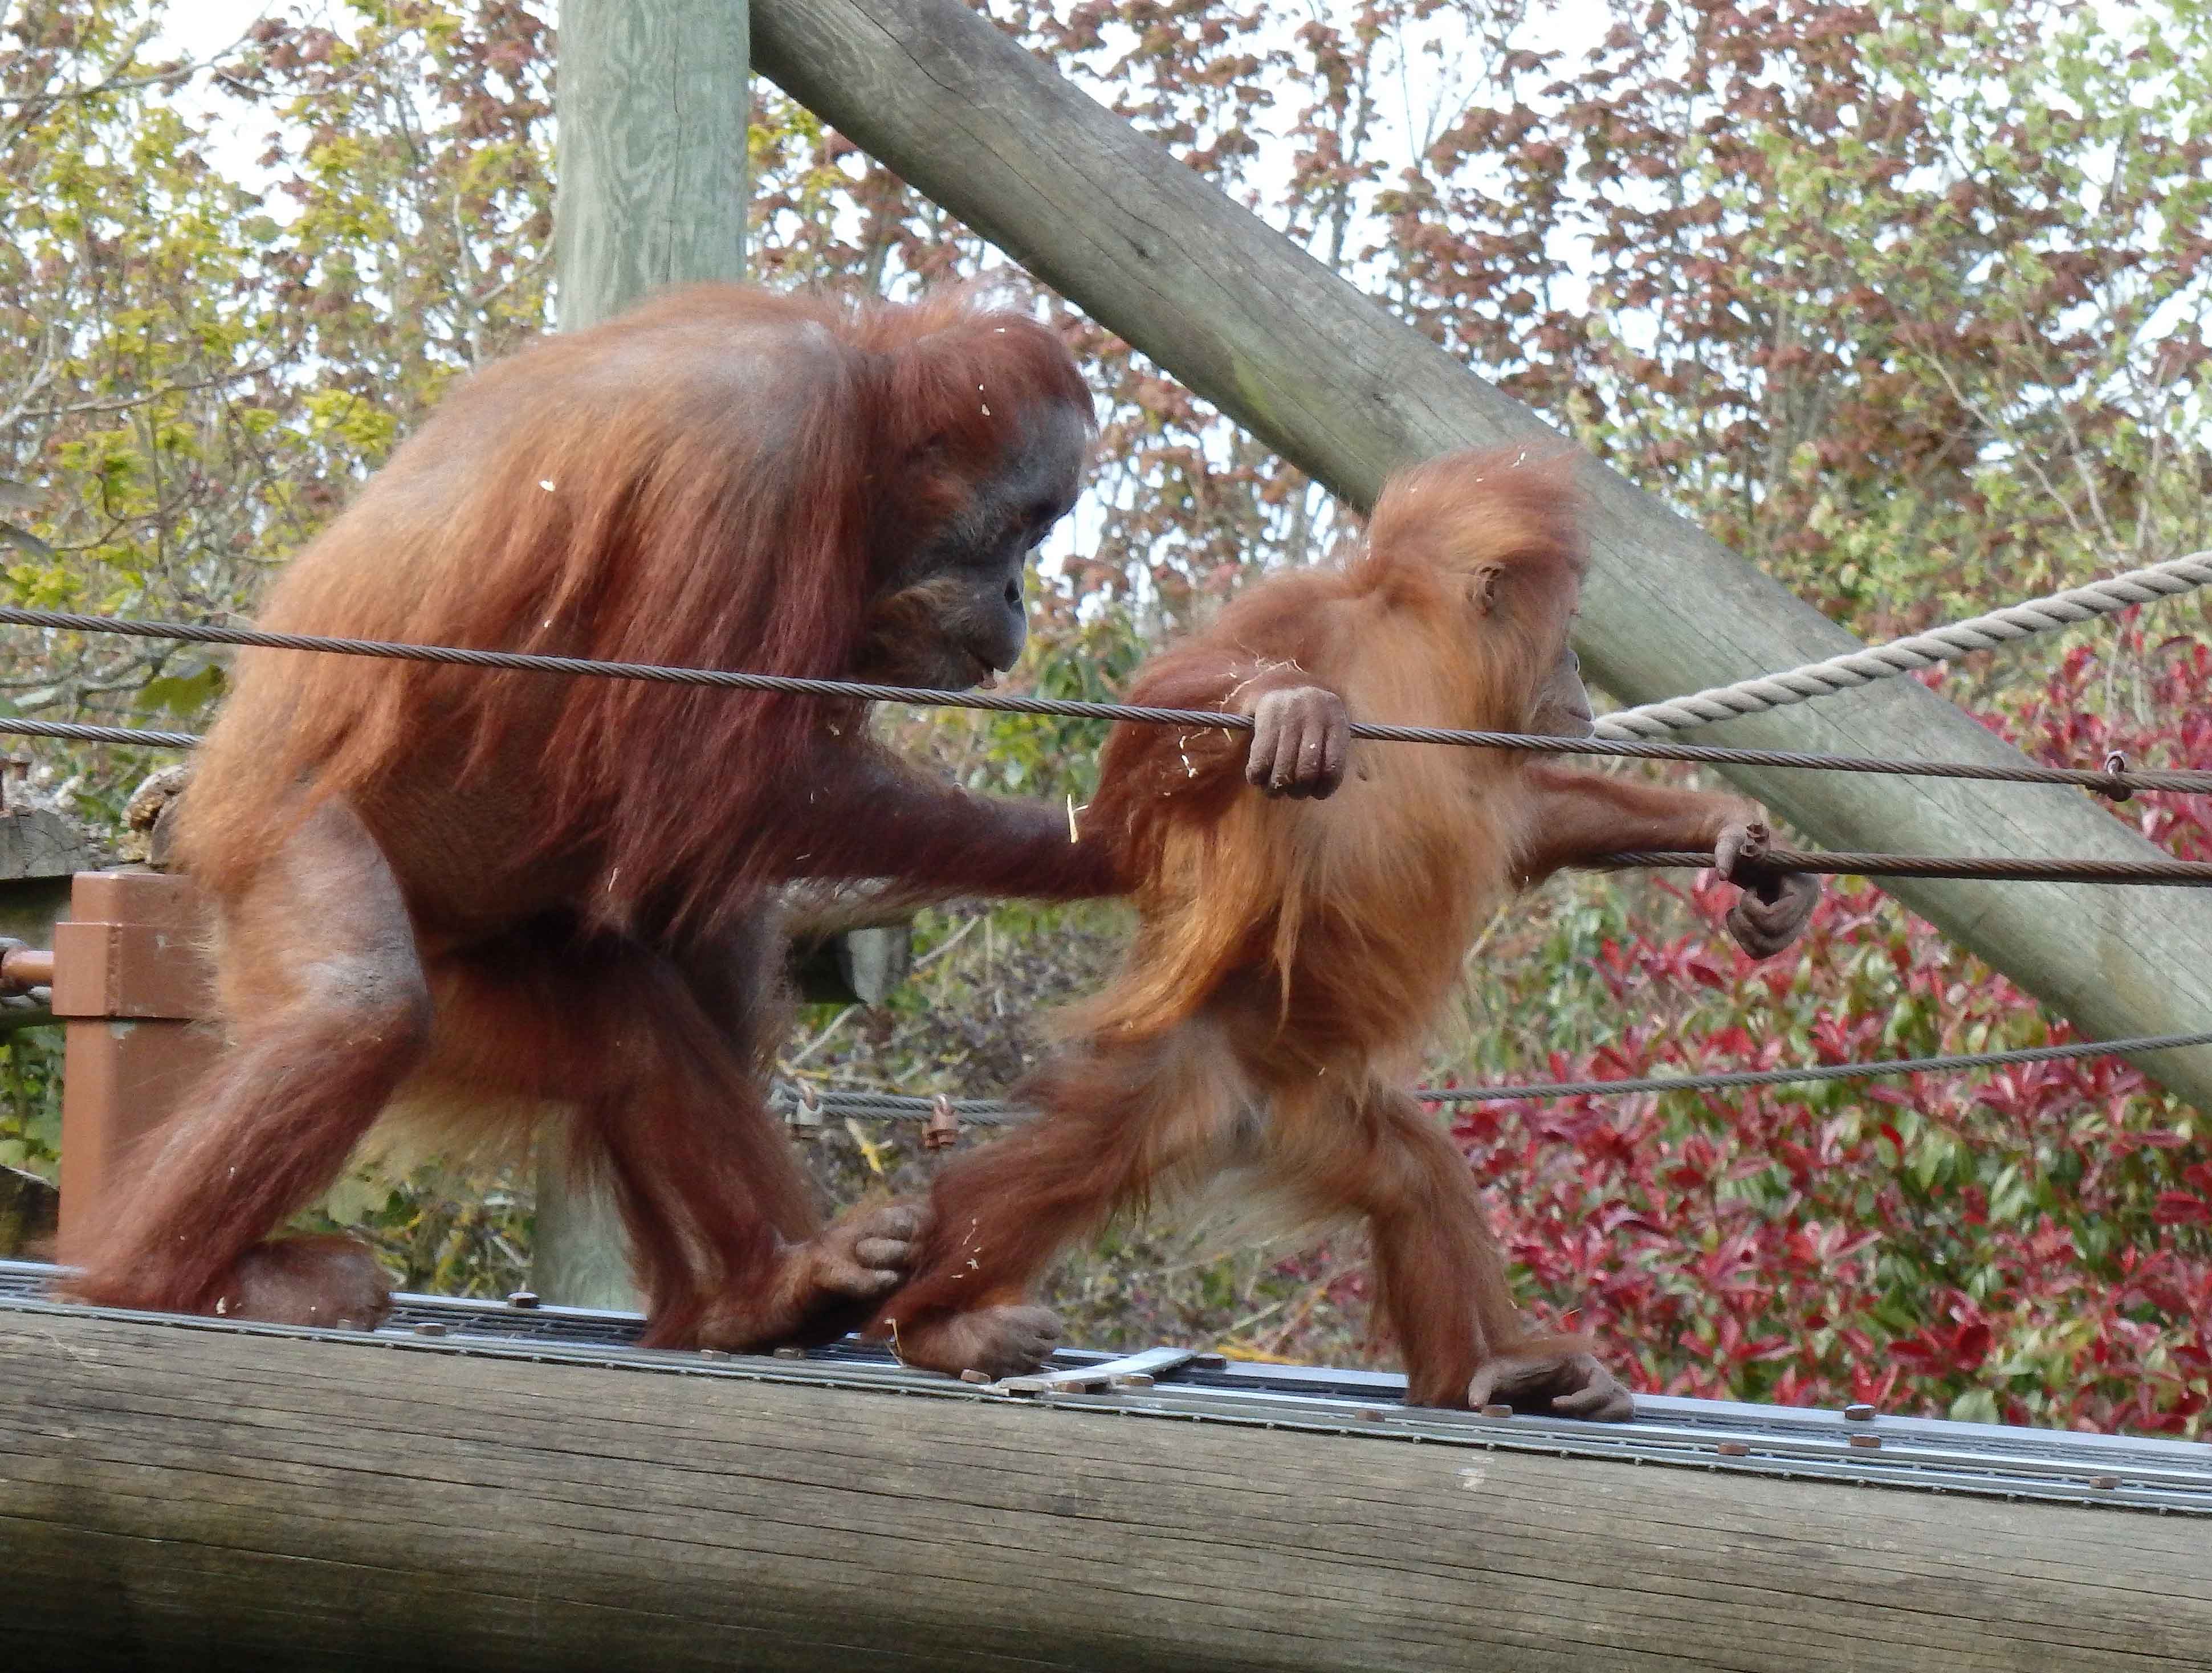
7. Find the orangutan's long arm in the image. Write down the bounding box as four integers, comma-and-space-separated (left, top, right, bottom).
1510, 764, 1819, 960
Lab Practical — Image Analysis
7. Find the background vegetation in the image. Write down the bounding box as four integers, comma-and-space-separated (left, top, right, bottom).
2, 0, 2207, 1433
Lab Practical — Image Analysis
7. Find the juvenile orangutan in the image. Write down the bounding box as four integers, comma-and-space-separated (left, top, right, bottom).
869, 444, 1818, 1417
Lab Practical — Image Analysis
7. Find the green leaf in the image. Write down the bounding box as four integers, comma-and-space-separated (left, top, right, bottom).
136, 663, 227, 715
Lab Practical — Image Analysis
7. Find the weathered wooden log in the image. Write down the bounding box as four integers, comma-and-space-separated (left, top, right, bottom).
749, 0, 2212, 1115
3, 1305, 2207, 1671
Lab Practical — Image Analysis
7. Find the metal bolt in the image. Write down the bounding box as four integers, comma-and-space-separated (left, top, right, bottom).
1843, 1402, 1876, 1421
506, 1290, 540, 1310
700, 1348, 731, 1361
960, 1369, 992, 1385
923, 1094, 962, 1152
1849, 1434, 1882, 1450
2102, 750, 2133, 803
1355, 1407, 1390, 1422
413, 1321, 447, 1337
1478, 1403, 1513, 1419
2089, 1475, 2119, 1491
1716, 1441, 1750, 1458
1110, 1373, 1156, 1390
771, 1346, 804, 1360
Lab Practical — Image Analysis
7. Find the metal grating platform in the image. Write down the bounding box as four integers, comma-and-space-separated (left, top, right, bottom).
6, 1258, 2207, 1515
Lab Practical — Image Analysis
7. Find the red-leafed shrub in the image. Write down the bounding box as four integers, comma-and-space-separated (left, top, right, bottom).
1429, 626, 2212, 1434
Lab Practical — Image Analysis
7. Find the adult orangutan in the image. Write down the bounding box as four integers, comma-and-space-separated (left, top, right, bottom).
870, 444, 1820, 1417
55, 280, 1347, 1347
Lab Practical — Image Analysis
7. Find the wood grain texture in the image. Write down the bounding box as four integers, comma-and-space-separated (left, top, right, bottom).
749, 0, 2212, 1113
552, 0, 751, 330
3, 1308, 2208, 1671
0, 809, 98, 884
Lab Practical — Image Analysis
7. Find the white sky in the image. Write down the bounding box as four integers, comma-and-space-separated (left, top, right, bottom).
152, 1, 1600, 204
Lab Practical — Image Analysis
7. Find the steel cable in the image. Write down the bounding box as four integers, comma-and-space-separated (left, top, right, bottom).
1, 604, 2206, 796
1588, 849, 2212, 887
7, 611, 2206, 1113
775, 1026, 2212, 1123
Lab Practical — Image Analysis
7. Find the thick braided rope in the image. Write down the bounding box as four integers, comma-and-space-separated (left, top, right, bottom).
1598, 549, 2212, 740
774, 1026, 2212, 1123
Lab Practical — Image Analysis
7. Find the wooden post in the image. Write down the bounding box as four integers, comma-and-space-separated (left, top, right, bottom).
791, 921, 912, 1006
552, 0, 751, 330
48, 870, 218, 1264
0, 805, 102, 1036
539, 0, 753, 1306
749, 0, 2212, 1114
